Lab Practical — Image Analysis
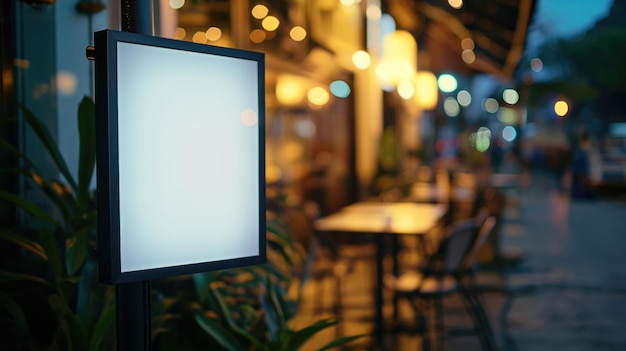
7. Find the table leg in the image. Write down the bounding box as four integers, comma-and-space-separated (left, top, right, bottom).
375, 235, 384, 346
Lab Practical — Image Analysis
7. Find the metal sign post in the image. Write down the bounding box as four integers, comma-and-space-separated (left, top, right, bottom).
117, 2, 156, 350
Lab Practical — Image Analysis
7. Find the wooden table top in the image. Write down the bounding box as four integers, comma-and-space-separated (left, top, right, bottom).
314, 202, 447, 235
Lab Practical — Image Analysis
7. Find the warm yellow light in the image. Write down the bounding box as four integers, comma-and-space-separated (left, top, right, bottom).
174, 27, 186, 40
461, 49, 476, 64
554, 100, 569, 117
397, 80, 415, 100
251, 4, 269, 19
308, 87, 330, 106
352, 50, 371, 70
377, 30, 417, 85
340, 0, 355, 6
412, 71, 438, 110
448, 0, 463, 9
262, 16, 280, 31
205, 27, 222, 41
289, 26, 307, 41
192, 31, 207, 44
276, 75, 306, 106
250, 29, 266, 43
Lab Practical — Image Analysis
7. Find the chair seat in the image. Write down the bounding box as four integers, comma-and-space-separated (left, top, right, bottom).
384, 270, 458, 295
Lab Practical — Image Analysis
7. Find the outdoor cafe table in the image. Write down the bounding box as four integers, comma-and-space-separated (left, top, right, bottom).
313, 202, 448, 346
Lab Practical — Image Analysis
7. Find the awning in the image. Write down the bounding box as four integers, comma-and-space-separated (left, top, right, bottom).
387, 0, 537, 79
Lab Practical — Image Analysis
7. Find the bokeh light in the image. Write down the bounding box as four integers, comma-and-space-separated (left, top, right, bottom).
530, 58, 543, 72
308, 87, 330, 106
262, 16, 280, 31
444, 97, 460, 117
461, 49, 475, 64
438, 73, 458, 93
290, 26, 307, 41
502, 126, 517, 142
554, 100, 569, 117
448, 0, 463, 9
250, 29, 266, 43
192, 31, 207, 44
461, 38, 475, 50
169, 0, 184, 10
503, 88, 519, 104
352, 50, 371, 69
457, 90, 471, 107
330, 80, 351, 98
397, 80, 415, 99
174, 27, 186, 40
205, 27, 222, 41
483, 97, 499, 113
251, 4, 269, 19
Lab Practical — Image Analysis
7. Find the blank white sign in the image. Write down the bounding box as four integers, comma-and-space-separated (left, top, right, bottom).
116, 41, 261, 273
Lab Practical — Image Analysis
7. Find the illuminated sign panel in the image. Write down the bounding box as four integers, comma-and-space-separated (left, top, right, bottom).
95, 30, 266, 284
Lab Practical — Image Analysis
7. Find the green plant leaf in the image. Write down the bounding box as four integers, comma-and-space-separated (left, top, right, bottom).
317, 333, 365, 351
88, 304, 115, 351
210, 286, 264, 349
0, 270, 54, 288
0, 229, 47, 260
49, 294, 89, 351
286, 318, 338, 351
65, 227, 89, 276
0, 167, 75, 222
77, 96, 96, 207
0, 292, 30, 338
76, 260, 98, 330
0, 190, 60, 227
20, 105, 78, 193
192, 272, 212, 300
195, 313, 246, 351
39, 229, 63, 289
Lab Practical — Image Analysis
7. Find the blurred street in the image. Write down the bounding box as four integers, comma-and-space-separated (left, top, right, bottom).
293, 169, 626, 350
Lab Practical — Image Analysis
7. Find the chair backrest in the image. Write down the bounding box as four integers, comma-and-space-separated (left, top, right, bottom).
461, 216, 497, 271
431, 219, 479, 273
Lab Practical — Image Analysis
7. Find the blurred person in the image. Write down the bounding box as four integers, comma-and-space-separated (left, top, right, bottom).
569, 131, 595, 199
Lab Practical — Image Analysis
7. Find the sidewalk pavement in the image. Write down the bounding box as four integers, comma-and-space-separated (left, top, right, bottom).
294, 170, 626, 350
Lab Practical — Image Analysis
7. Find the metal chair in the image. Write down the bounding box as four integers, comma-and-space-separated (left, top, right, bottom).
384, 214, 498, 351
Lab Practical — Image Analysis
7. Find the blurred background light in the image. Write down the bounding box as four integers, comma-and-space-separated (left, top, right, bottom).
456, 89, 471, 107
502, 126, 517, 142
308, 87, 330, 106
352, 50, 371, 69
330, 80, 351, 98
483, 97, 499, 113
250, 29, 266, 43
437, 73, 458, 93
554, 100, 569, 117
503, 88, 519, 104
413, 71, 438, 109
366, 4, 382, 20
448, 0, 463, 10
444, 97, 460, 117
205, 27, 222, 41
169, 0, 184, 10
251, 4, 269, 19
289, 26, 307, 41
530, 58, 543, 72
397, 80, 414, 99
262, 16, 280, 31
